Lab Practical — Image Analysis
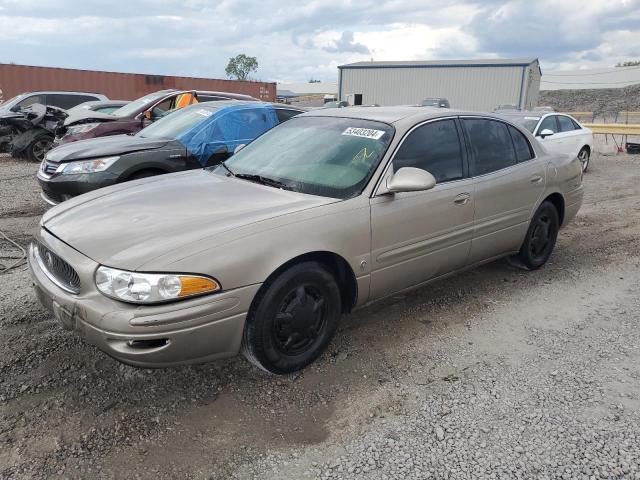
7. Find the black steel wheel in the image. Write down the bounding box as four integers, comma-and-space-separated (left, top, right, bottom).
242, 261, 341, 374
27, 134, 54, 162
514, 201, 559, 270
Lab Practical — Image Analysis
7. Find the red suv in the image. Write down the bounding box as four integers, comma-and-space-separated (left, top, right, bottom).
55, 89, 257, 144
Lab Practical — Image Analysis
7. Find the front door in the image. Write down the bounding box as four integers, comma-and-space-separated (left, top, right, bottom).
369, 118, 474, 300
462, 117, 546, 264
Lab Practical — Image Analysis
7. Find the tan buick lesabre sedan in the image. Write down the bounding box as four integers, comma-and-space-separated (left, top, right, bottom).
29, 107, 583, 374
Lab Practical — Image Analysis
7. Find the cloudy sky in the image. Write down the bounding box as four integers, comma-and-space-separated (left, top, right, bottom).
0, 0, 639, 83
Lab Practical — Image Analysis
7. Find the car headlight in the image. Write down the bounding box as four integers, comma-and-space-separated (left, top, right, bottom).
60, 156, 119, 175
66, 122, 100, 135
95, 266, 220, 304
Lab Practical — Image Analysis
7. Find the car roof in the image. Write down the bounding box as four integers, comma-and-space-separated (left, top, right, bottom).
18, 91, 107, 97
301, 105, 504, 125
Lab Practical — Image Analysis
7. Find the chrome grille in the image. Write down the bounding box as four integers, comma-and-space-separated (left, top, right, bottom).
34, 242, 81, 294
41, 159, 60, 175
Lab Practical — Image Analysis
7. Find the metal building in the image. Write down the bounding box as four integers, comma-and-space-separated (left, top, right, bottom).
338, 58, 541, 111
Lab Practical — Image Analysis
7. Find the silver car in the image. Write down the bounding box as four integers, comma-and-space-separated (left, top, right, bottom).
29, 107, 584, 374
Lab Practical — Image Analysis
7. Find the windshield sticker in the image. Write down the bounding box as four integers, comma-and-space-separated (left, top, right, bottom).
342, 127, 385, 140
195, 109, 213, 117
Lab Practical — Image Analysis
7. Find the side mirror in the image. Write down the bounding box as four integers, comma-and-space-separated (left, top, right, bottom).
539, 129, 554, 138
386, 167, 436, 193
234, 144, 246, 154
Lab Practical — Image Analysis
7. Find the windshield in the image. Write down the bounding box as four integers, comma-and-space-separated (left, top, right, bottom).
507, 116, 540, 133
113, 91, 169, 117
137, 106, 214, 139
221, 116, 394, 199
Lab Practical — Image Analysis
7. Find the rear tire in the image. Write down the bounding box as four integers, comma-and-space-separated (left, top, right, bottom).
27, 134, 54, 162
241, 261, 342, 374
513, 201, 559, 270
578, 147, 590, 173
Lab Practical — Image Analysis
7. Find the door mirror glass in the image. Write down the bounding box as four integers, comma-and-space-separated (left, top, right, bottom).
539, 128, 554, 138
234, 143, 246, 154
386, 167, 436, 193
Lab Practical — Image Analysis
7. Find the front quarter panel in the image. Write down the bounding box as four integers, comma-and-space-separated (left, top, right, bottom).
138, 196, 374, 307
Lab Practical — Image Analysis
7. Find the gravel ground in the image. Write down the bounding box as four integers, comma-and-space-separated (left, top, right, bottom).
1, 145, 639, 479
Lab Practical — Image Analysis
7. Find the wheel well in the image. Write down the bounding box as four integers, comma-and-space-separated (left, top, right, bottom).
544, 193, 565, 226
263, 251, 358, 313
122, 168, 166, 181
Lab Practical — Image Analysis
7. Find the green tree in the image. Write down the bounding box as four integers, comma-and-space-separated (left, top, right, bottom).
225, 54, 258, 80
616, 60, 640, 67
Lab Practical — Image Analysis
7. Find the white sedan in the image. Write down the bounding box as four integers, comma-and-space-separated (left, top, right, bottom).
499, 112, 593, 172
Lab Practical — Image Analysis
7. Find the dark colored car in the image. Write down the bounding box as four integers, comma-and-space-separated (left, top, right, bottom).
38, 101, 305, 205
421, 98, 450, 108
66, 100, 129, 116
0, 91, 108, 160
56, 89, 258, 145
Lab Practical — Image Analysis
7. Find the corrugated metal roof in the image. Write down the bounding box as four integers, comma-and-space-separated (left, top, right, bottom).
339, 58, 538, 69
540, 65, 640, 90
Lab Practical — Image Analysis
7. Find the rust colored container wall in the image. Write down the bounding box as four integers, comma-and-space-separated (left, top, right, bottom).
0, 64, 275, 102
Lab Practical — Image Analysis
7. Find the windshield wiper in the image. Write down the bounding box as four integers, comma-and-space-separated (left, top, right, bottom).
234, 173, 292, 190
219, 160, 235, 176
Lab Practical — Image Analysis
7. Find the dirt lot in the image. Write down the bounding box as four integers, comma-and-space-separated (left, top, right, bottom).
1, 146, 640, 479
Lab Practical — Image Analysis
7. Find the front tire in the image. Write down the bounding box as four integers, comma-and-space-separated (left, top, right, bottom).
242, 261, 342, 374
578, 147, 590, 172
27, 134, 54, 162
513, 201, 559, 270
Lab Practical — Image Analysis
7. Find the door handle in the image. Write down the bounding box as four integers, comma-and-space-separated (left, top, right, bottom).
454, 193, 470, 205
168, 154, 182, 159
530, 175, 543, 184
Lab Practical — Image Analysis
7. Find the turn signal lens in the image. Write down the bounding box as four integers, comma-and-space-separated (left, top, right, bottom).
178, 276, 219, 297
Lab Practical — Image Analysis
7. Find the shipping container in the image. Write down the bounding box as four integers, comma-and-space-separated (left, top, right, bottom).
0, 63, 275, 103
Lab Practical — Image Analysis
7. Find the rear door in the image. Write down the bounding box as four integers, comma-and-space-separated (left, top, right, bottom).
463, 117, 545, 264
556, 115, 584, 157
369, 118, 474, 299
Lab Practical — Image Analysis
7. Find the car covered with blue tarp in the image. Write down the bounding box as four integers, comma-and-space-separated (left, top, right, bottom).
36, 101, 306, 204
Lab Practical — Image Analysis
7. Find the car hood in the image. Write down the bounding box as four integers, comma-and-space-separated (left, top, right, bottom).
46, 135, 171, 162
63, 110, 120, 126
42, 170, 338, 270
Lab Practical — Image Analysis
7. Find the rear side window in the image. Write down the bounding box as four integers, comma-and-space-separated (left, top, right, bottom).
275, 109, 302, 123
393, 119, 464, 183
570, 118, 582, 130
463, 119, 517, 176
538, 116, 558, 135
508, 125, 534, 162
557, 115, 577, 132
48, 94, 98, 109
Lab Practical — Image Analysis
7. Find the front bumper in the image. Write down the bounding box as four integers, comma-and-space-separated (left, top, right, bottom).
37, 170, 119, 205
28, 228, 260, 368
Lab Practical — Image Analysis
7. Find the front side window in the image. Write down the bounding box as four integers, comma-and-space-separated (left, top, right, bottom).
222, 116, 394, 199
537, 116, 558, 135
16, 95, 44, 109
463, 119, 517, 176
393, 119, 463, 183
